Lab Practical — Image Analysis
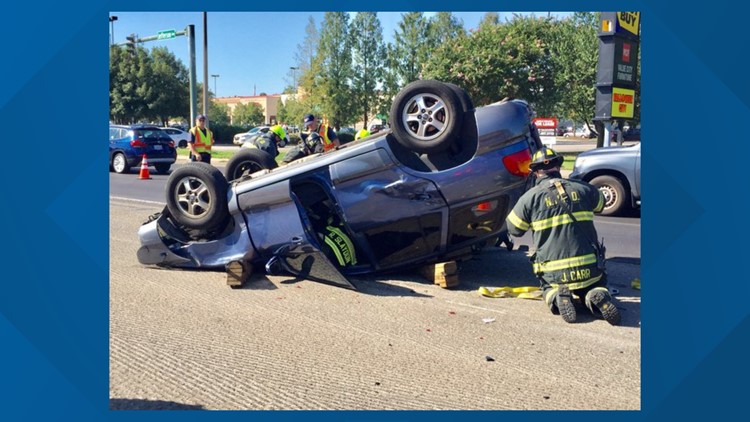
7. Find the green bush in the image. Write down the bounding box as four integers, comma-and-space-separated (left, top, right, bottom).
208, 123, 248, 144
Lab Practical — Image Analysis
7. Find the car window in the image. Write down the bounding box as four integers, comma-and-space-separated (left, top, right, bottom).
135, 129, 172, 141
110, 128, 128, 140
163, 128, 176, 134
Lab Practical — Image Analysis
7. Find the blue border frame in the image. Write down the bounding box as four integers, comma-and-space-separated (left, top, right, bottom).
4, 1, 744, 419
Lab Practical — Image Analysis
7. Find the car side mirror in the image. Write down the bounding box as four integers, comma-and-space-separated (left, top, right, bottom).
178, 140, 188, 149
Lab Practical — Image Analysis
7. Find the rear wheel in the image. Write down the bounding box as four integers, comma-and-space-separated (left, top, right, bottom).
224, 148, 278, 181
590, 175, 629, 216
112, 152, 129, 174
389, 80, 463, 154
166, 162, 229, 232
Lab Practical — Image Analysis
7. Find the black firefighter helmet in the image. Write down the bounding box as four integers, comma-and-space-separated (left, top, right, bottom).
529, 147, 564, 171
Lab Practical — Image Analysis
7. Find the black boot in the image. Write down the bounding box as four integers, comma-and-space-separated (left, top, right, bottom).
586, 289, 621, 326
556, 285, 577, 323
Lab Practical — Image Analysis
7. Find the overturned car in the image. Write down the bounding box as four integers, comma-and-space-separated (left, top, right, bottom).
137, 80, 542, 288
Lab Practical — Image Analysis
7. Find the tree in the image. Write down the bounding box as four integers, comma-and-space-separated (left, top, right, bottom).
232, 102, 264, 126
423, 14, 558, 112
350, 12, 385, 127
428, 12, 465, 45
393, 12, 430, 84
479, 12, 500, 28
316, 12, 355, 129
208, 101, 231, 125
549, 12, 599, 128
148, 47, 189, 126
377, 42, 401, 121
277, 96, 308, 128
109, 45, 153, 123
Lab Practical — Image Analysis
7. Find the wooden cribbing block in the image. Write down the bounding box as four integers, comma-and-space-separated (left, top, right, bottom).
420, 261, 459, 288
226, 261, 252, 288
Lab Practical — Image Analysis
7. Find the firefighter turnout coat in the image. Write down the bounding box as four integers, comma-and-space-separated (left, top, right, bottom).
505, 174, 606, 290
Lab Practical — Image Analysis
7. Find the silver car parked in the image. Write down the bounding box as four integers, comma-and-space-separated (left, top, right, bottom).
569, 143, 641, 216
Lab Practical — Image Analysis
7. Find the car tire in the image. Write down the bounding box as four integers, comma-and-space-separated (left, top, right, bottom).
445, 82, 474, 112
155, 163, 171, 175
224, 148, 278, 181
112, 152, 130, 174
389, 80, 463, 154
590, 175, 630, 216
166, 162, 229, 231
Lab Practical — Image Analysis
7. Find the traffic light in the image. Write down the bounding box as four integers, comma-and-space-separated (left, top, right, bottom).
125, 34, 136, 56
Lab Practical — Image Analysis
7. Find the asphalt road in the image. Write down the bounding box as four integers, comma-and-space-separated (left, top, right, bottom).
111, 199, 640, 410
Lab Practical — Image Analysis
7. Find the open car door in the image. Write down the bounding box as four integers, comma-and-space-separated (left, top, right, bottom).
266, 241, 355, 290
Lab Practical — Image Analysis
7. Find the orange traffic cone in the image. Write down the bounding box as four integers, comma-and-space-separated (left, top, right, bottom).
138, 154, 152, 180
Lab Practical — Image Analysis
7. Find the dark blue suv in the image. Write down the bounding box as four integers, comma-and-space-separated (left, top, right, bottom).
109, 124, 177, 174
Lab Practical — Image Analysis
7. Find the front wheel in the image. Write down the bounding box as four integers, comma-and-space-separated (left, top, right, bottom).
166, 162, 229, 231
389, 80, 463, 154
590, 175, 629, 216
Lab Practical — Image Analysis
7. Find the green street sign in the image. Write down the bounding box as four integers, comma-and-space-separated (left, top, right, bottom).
157, 30, 176, 40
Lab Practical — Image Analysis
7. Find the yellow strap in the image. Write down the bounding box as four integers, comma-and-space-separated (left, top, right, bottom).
478, 286, 542, 300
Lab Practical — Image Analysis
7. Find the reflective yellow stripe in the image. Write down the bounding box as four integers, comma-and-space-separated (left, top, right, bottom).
533, 253, 598, 272
546, 276, 603, 293
596, 194, 604, 212
531, 211, 594, 231
506, 210, 529, 231
327, 226, 357, 265
324, 236, 346, 266
562, 274, 602, 290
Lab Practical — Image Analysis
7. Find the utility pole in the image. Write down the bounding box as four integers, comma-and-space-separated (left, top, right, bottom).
109, 16, 118, 46
203, 12, 209, 127
187, 25, 197, 125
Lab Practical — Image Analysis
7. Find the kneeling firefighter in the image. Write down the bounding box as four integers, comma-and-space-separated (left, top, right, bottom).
505, 147, 621, 325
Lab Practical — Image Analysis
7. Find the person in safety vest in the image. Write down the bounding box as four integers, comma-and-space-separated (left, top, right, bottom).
505, 147, 621, 325
243, 124, 286, 159
354, 128, 370, 141
304, 113, 340, 151
188, 114, 214, 164
282, 114, 341, 164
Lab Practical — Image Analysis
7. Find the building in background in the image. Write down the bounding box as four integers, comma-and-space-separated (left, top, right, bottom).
214, 94, 282, 125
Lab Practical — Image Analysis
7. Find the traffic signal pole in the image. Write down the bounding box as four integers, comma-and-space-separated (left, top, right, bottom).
187, 24, 198, 126
117, 27, 198, 126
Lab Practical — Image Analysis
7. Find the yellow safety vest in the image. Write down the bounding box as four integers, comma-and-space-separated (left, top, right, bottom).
318, 124, 334, 151
190, 126, 213, 153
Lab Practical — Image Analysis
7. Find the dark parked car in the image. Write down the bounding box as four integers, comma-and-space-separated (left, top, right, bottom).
109, 124, 178, 174
569, 143, 641, 216
137, 80, 542, 288
624, 126, 640, 142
